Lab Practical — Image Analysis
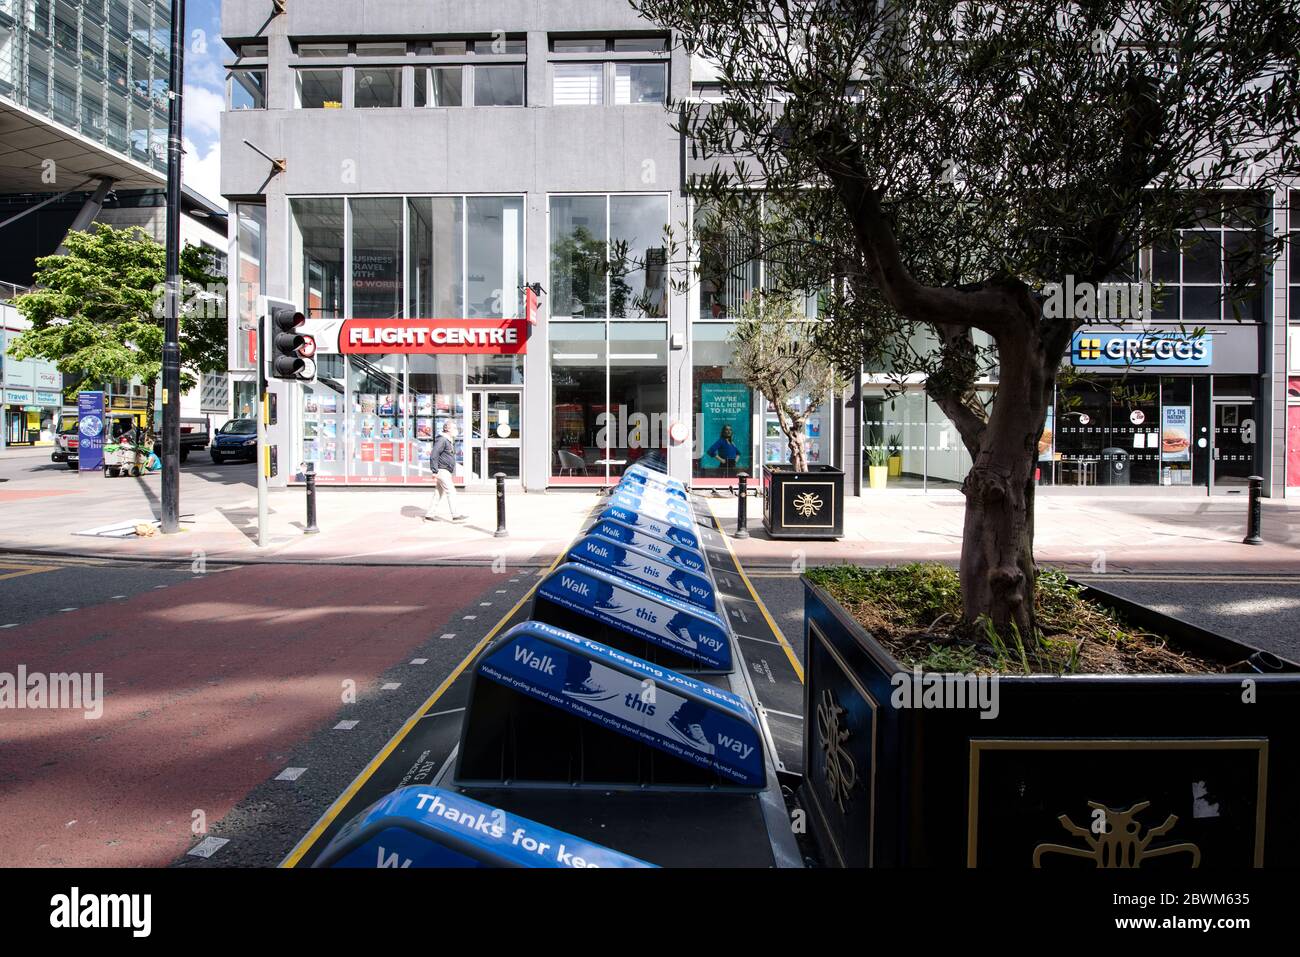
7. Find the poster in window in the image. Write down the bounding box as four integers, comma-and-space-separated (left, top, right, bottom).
417, 393, 434, 416
378, 394, 396, 416
319, 393, 338, 414
1037, 405, 1054, 462
1162, 405, 1191, 462
699, 382, 751, 472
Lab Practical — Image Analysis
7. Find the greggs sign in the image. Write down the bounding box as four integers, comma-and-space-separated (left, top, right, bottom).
340, 318, 528, 355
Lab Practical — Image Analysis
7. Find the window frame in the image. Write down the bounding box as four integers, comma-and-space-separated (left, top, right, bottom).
547, 35, 670, 107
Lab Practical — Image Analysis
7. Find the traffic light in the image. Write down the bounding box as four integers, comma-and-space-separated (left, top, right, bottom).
269, 304, 316, 381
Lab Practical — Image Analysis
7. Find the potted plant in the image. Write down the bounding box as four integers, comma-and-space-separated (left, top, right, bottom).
729, 293, 847, 540
867, 447, 888, 489
798, 563, 1299, 867
887, 433, 903, 478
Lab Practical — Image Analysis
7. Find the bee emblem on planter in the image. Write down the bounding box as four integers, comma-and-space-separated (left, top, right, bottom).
1032, 800, 1202, 868
793, 491, 823, 519
816, 690, 857, 812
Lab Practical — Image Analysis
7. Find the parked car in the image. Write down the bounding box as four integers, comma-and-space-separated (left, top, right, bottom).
52, 414, 211, 467
210, 418, 258, 464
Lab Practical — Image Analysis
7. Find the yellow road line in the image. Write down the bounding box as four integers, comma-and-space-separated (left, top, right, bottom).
280, 555, 565, 868
0, 562, 60, 581
706, 501, 805, 684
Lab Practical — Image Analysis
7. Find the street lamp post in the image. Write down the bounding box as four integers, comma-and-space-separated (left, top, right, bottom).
160, 0, 186, 534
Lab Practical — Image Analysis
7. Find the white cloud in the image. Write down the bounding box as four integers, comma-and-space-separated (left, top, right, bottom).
184, 83, 225, 143
183, 136, 224, 210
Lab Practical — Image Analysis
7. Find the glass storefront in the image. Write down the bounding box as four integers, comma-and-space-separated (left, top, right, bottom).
864, 391, 978, 490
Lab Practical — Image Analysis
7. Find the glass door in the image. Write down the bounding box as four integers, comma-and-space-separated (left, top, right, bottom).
468, 389, 522, 482
1212, 401, 1257, 491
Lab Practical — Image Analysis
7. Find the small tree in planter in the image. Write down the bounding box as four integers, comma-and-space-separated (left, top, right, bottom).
729, 292, 844, 472
729, 293, 848, 538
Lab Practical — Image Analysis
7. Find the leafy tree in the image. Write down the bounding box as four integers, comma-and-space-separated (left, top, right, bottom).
730, 292, 845, 472
634, 0, 1300, 636
12, 223, 227, 434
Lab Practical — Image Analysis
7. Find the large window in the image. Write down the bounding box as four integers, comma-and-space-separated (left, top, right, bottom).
692, 322, 753, 480
350, 198, 404, 319
354, 67, 402, 108
407, 197, 463, 318
290, 198, 345, 319
1151, 192, 1266, 323
233, 204, 266, 372
296, 69, 344, 108
467, 197, 525, 317
550, 321, 668, 484
549, 36, 668, 106
550, 194, 670, 320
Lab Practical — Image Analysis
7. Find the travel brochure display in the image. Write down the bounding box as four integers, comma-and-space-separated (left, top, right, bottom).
474, 621, 760, 786
302, 388, 342, 467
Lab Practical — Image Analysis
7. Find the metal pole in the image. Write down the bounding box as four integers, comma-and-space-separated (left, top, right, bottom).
494, 472, 508, 538
304, 461, 320, 534
257, 316, 268, 548
1243, 474, 1263, 545
159, 0, 186, 534
735, 472, 750, 539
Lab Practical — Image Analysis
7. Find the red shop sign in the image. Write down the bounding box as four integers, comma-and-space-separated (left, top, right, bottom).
340, 318, 528, 355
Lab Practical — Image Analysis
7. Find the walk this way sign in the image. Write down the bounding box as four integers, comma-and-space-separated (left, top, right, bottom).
567, 534, 718, 612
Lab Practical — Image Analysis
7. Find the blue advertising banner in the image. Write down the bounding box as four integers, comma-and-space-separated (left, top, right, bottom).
606, 494, 695, 528
537, 563, 732, 669
477, 621, 763, 788
600, 506, 700, 549
318, 785, 656, 868
1071, 331, 1212, 367
568, 534, 717, 611
699, 382, 752, 473
608, 490, 693, 524
623, 464, 688, 496
77, 391, 106, 472
589, 519, 707, 572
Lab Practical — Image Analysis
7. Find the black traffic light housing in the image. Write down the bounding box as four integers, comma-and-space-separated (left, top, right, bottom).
269, 305, 316, 380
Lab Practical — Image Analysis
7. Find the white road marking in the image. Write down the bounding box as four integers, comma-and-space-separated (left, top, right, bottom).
187, 837, 230, 858
381, 682, 401, 691
479, 602, 492, 607
463, 615, 476, 620
276, 767, 307, 781
410, 658, 428, 665
440, 633, 455, 640
60, 608, 77, 612
1, 624, 16, 629
334, 720, 360, 730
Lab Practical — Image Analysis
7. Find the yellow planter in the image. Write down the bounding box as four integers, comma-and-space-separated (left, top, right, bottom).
868, 465, 888, 490
888, 455, 902, 478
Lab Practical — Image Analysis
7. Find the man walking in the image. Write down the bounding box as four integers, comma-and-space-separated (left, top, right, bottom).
425, 420, 468, 522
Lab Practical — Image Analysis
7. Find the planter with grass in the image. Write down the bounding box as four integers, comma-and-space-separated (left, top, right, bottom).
799, 563, 1300, 868
867, 448, 888, 490
887, 433, 902, 478
761, 463, 845, 540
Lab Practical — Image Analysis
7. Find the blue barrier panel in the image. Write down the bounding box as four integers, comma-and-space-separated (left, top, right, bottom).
614, 480, 694, 512
568, 533, 717, 611
589, 518, 707, 573
315, 785, 655, 868
600, 506, 700, 548
623, 464, 687, 495
536, 562, 731, 669
472, 621, 763, 788
605, 496, 696, 529
608, 492, 693, 525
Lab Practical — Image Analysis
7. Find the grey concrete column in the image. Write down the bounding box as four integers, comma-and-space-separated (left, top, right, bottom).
54, 177, 115, 255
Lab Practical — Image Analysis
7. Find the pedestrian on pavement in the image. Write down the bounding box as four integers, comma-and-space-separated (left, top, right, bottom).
425, 421, 468, 522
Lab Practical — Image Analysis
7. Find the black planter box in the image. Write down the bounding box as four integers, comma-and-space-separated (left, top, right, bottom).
800, 578, 1300, 868
762, 465, 844, 540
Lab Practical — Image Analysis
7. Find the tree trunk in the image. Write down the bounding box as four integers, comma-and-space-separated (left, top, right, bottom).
783, 409, 807, 472
955, 333, 1053, 639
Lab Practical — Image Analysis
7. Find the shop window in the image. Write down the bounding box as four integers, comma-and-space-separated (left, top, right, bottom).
407, 197, 463, 317
302, 356, 347, 481
609, 196, 669, 318
551, 196, 608, 318
1052, 377, 1163, 488
349, 354, 407, 483
233, 204, 266, 372
467, 197, 524, 318
550, 322, 608, 482
290, 198, 345, 319
296, 69, 343, 108
692, 322, 753, 480
861, 392, 925, 487
609, 321, 668, 466
350, 198, 404, 319
550, 194, 669, 320
354, 67, 402, 108
408, 355, 466, 483
695, 200, 762, 320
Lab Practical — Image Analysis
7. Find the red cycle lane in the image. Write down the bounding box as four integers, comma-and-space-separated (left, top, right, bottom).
0, 563, 499, 867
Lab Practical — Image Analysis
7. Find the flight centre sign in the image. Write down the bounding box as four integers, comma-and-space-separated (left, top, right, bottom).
339, 318, 528, 355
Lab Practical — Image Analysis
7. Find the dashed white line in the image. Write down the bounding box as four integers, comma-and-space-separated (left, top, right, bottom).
2, 624, 17, 629
111, 595, 127, 599
334, 720, 360, 730
463, 615, 477, 620
479, 602, 492, 607
60, 608, 77, 613
440, 633, 456, 640
410, 658, 428, 665
381, 682, 401, 691
276, 767, 307, 781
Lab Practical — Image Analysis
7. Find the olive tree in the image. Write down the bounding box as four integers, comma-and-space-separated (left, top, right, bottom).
634, 0, 1300, 636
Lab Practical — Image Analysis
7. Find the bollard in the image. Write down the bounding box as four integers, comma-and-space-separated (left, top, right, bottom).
304, 461, 320, 535
1242, 474, 1263, 545
494, 472, 508, 538
735, 472, 750, 539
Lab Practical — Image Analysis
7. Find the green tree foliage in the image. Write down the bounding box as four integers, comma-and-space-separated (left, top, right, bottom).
12, 223, 227, 433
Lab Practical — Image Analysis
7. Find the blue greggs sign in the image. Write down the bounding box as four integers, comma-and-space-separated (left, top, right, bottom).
475, 621, 763, 787
1071, 331, 1212, 367
315, 785, 655, 868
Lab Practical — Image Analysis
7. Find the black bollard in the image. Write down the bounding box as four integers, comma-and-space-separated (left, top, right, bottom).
304, 461, 320, 534
494, 472, 508, 538
1242, 474, 1263, 545
735, 472, 750, 539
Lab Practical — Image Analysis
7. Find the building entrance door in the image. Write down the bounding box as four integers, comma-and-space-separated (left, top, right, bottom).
467, 389, 521, 483
1211, 401, 1257, 492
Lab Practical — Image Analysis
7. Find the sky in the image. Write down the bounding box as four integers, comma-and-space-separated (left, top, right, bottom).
179, 0, 227, 209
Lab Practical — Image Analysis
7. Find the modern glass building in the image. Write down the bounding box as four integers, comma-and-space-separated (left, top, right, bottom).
221, 0, 1295, 497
